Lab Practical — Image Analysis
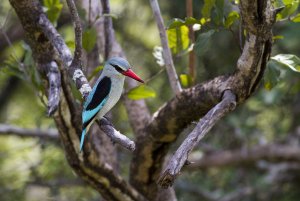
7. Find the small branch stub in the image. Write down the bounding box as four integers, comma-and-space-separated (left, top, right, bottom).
158, 90, 237, 188
45, 61, 61, 116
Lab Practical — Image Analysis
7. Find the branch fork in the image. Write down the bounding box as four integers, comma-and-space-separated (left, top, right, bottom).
158, 90, 237, 188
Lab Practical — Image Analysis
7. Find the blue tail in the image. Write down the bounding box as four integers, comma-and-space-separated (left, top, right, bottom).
80, 128, 87, 152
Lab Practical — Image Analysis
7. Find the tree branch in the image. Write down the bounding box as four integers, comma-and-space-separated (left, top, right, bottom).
65, 0, 83, 64
101, 0, 113, 59
96, 118, 135, 151
149, 0, 182, 94
0, 124, 59, 141
158, 90, 237, 188
186, 144, 300, 170
186, 0, 196, 83
65, 0, 85, 96
37, 9, 91, 98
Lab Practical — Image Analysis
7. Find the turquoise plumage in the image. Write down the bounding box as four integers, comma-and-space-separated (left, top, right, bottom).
80, 57, 144, 152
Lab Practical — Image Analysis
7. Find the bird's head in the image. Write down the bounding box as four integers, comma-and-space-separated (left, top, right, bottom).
105, 57, 144, 83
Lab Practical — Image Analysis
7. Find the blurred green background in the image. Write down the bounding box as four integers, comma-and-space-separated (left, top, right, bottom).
0, 0, 300, 200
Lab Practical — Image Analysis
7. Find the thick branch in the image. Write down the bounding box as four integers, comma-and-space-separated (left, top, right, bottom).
158, 90, 237, 188
0, 124, 59, 141
149, 0, 182, 94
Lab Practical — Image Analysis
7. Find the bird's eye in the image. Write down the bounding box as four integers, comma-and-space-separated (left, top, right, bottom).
110, 64, 124, 73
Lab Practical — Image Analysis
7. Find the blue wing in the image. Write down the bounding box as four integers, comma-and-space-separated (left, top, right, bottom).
80, 76, 111, 151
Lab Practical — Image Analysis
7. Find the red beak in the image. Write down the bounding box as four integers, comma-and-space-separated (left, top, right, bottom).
122, 69, 144, 83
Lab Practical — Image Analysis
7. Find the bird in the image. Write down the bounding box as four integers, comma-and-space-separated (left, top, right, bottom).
80, 57, 144, 151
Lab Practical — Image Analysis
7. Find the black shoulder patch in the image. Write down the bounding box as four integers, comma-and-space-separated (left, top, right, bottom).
86, 76, 111, 111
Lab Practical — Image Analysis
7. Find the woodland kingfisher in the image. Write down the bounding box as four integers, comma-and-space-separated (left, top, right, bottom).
80, 57, 144, 151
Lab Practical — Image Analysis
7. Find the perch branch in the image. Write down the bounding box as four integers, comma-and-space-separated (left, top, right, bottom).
0, 124, 59, 141
149, 0, 182, 94
158, 90, 237, 188
96, 118, 135, 151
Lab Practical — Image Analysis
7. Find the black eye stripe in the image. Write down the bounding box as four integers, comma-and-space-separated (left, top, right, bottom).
110, 63, 124, 73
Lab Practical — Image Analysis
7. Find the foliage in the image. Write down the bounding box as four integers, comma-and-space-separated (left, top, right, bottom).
43, 0, 63, 26
82, 27, 98, 53
127, 85, 156, 100
1, 0, 300, 200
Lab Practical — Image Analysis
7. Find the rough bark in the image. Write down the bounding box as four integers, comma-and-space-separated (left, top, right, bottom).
130, 0, 275, 196
9, 0, 146, 200
9, 0, 277, 200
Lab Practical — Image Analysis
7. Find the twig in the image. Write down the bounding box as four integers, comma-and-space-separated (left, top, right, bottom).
96, 118, 135, 151
65, 0, 91, 98
149, 0, 182, 94
27, 178, 84, 187
0, 124, 59, 141
158, 90, 237, 188
186, 0, 196, 83
144, 67, 165, 84
65, 0, 83, 67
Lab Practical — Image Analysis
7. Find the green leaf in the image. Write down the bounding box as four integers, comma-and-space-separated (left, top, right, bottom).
66, 40, 75, 52
283, 0, 295, 4
1, 58, 24, 79
224, 11, 240, 28
214, 0, 225, 25
291, 13, 300, 22
43, 0, 63, 25
82, 28, 97, 52
273, 35, 284, 40
276, 0, 299, 20
180, 74, 192, 88
202, 0, 216, 19
166, 18, 185, 29
271, 54, 300, 72
194, 30, 215, 56
264, 60, 281, 90
127, 85, 156, 100
167, 25, 190, 54
185, 17, 199, 25
88, 65, 104, 81
166, 17, 199, 30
